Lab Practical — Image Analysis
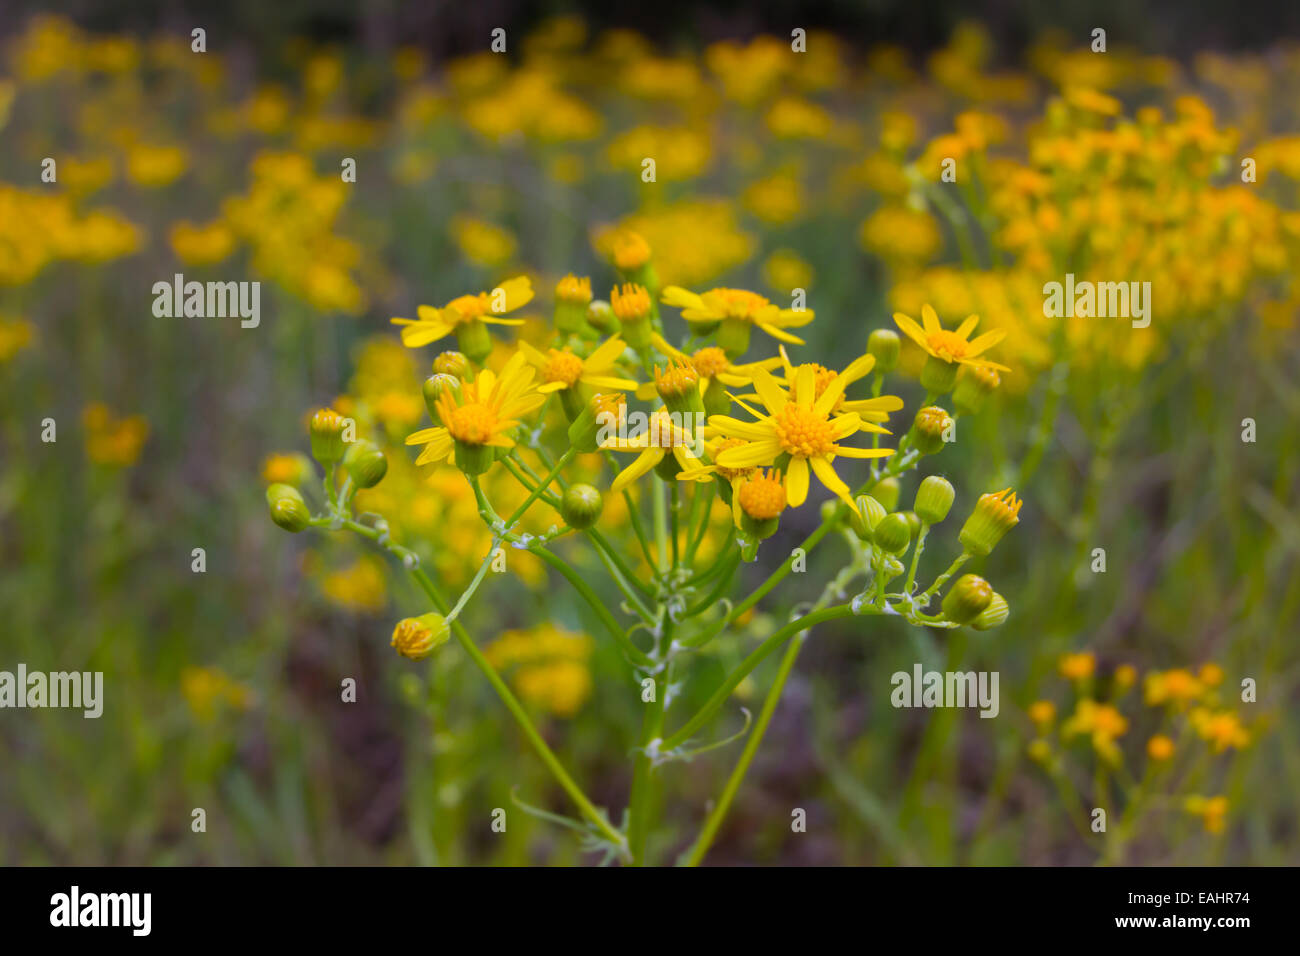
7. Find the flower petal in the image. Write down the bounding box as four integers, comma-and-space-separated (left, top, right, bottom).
810, 455, 853, 505
892, 312, 930, 351
785, 456, 810, 506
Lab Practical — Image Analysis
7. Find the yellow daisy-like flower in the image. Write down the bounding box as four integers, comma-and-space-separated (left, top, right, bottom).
391, 275, 534, 348
709, 365, 893, 507
602, 409, 705, 494
644, 333, 782, 396
772, 346, 904, 429
518, 335, 638, 395
661, 284, 814, 352
404, 352, 546, 471
892, 304, 1009, 371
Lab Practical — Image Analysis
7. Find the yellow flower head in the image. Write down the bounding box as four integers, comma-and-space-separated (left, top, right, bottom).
893, 304, 1009, 371
1058, 651, 1096, 681
555, 273, 592, 306
611, 282, 651, 322
602, 408, 704, 494
1062, 699, 1128, 762
1184, 795, 1229, 834
662, 285, 814, 346
518, 335, 637, 394
1028, 700, 1056, 727
1144, 668, 1204, 708
708, 364, 894, 507
644, 334, 783, 400
391, 276, 534, 348
404, 351, 546, 468
774, 345, 905, 427
1147, 734, 1176, 761
612, 230, 652, 271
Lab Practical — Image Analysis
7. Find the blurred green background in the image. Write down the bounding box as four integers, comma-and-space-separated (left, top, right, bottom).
1, 2, 1298, 865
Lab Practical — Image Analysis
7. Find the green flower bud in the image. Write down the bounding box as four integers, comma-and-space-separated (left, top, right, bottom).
914, 475, 955, 525
309, 408, 346, 464
561, 483, 604, 529
952, 363, 1001, 416
900, 510, 922, 540
343, 440, 388, 489
910, 405, 952, 456
655, 360, 705, 418
853, 493, 887, 541
586, 299, 616, 334
941, 574, 994, 625
873, 512, 912, 554
569, 392, 626, 454
267, 483, 310, 532
972, 592, 1009, 631
391, 612, 450, 661
870, 476, 901, 512
920, 355, 959, 394
422, 373, 460, 423
867, 329, 900, 372
958, 488, 1023, 557
433, 351, 469, 379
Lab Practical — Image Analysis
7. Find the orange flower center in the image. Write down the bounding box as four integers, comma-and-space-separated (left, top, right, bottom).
445, 293, 488, 322
714, 288, 770, 320
739, 470, 786, 520
926, 329, 969, 362
691, 346, 729, 378
544, 349, 584, 387
773, 403, 835, 458
446, 402, 499, 445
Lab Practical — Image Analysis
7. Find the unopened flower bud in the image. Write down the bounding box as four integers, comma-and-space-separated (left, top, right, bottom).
873, 512, 912, 554
914, 475, 955, 524
910, 405, 952, 456
554, 274, 593, 334
971, 592, 1009, 630
952, 363, 1000, 416
958, 488, 1023, 557
654, 359, 705, 418
611, 283, 653, 350
569, 392, 626, 454
900, 510, 922, 540
941, 574, 994, 625
266, 483, 310, 532
391, 612, 450, 661
867, 329, 900, 372
423, 373, 460, 423
853, 493, 887, 541
434, 350, 469, 379
343, 440, 388, 488
586, 299, 616, 334
561, 483, 604, 529
870, 476, 900, 512
309, 408, 346, 464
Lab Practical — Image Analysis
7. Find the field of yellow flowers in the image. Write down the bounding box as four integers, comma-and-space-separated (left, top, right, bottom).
1, 12, 1297, 866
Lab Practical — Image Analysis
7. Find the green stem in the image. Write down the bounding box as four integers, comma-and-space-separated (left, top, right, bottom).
681, 631, 804, 866
661, 605, 860, 751
408, 566, 627, 857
